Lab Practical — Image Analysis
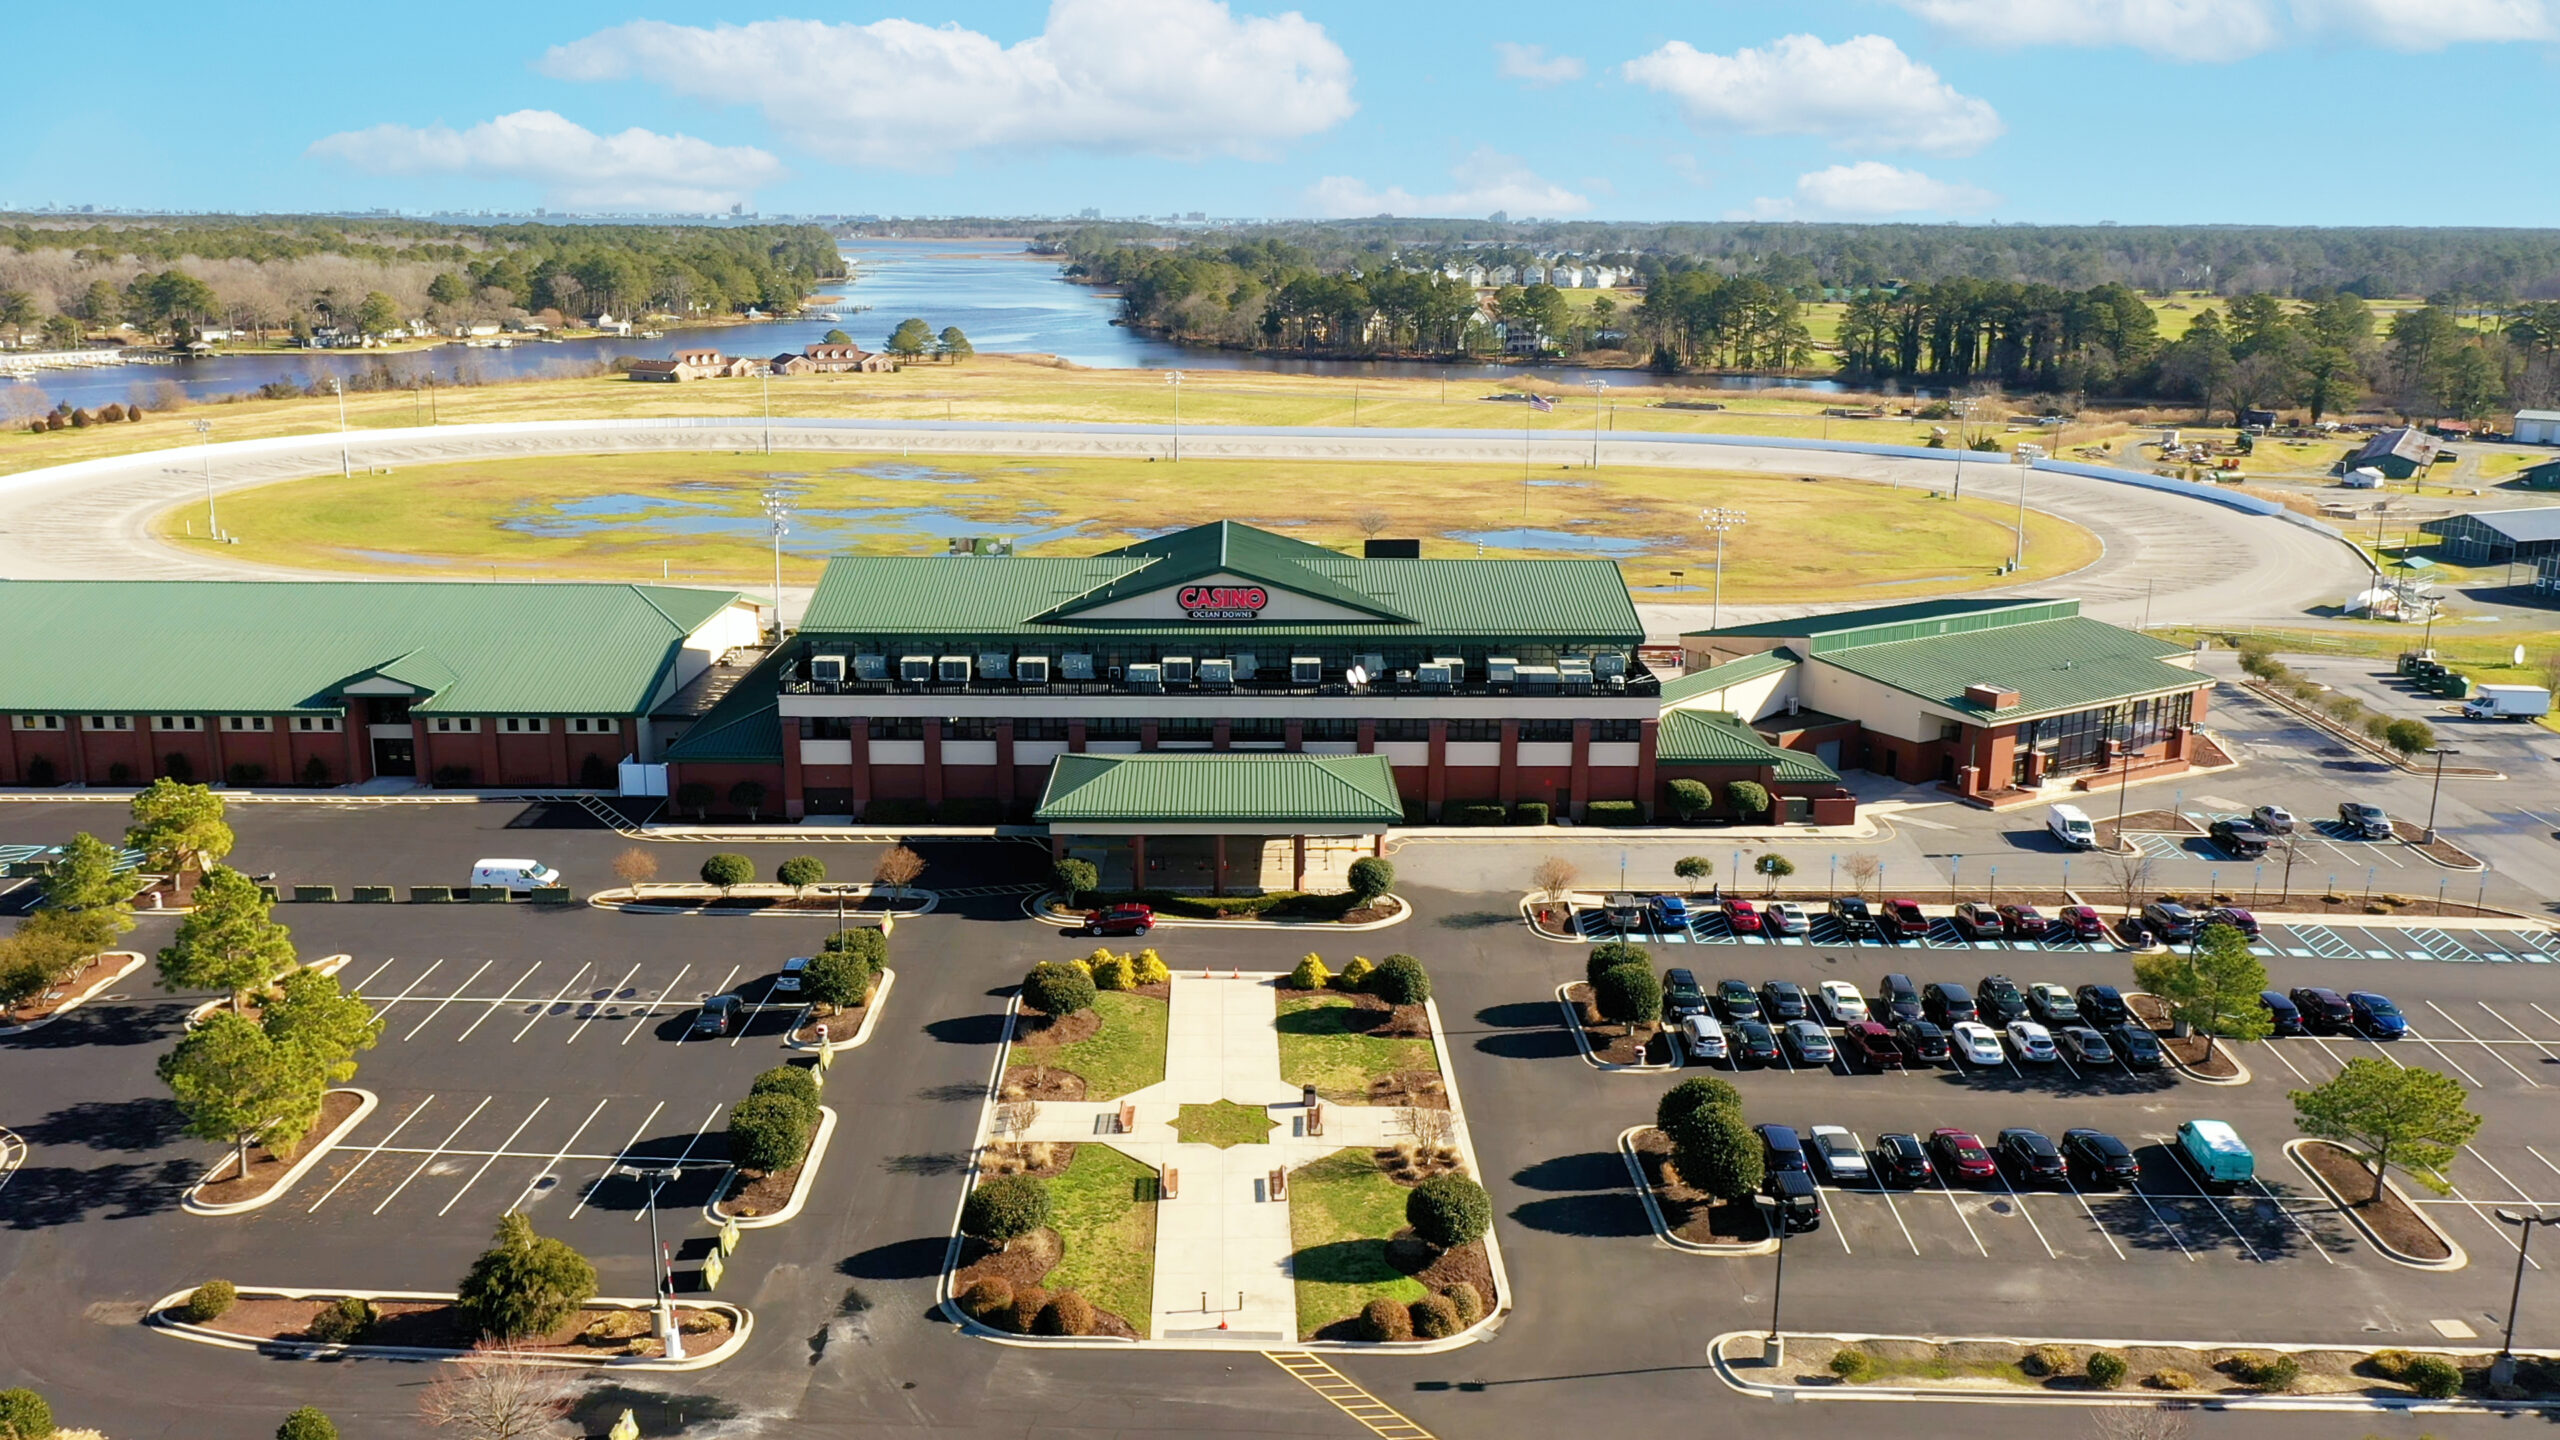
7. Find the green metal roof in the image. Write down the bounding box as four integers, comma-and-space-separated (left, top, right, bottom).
1683, 598, 2083, 652
1660, 648, 1798, 706
0, 580, 746, 716
1812, 616, 2203, 721
1034, 751, 1404, 826
661, 648, 790, 763
1654, 709, 1840, 783
798, 520, 1642, 644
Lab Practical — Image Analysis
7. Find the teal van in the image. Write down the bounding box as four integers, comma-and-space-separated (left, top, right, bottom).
2177, 1119, 2254, 1189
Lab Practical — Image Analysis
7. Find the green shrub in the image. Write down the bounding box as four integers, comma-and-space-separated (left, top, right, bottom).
0, 1389, 50, 1440
726, 1093, 816, 1173
1367, 954, 1430, 1005
699, 853, 754, 890
1347, 858, 1394, 904
1409, 1293, 1462, 1339
1667, 779, 1712, 820
1666, 1102, 1762, 1201
1673, 856, 1713, 887
1726, 780, 1770, 817
2025, 1344, 2074, 1377
1358, 1296, 1412, 1341
2237, 643, 2283, 679
276, 1405, 339, 1440
960, 1277, 1012, 1322
2086, 1351, 2128, 1388
1406, 1173, 1493, 1248
1334, 956, 1375, 991
1460, 804, 1508, 826
803, 946, 876, 1009
1513, 801, 1551, 826
2146, 1369, 2196, 1392
457, 1213, 596, 1343
1584, 939, 1651, 985
776, 855, 827, 891
305, 1295, 377, 1345
2366, 1348, 2417, 1380
2385, 717, 2435, 756
1584, 800, 1641, 825
1441, 1281, 1483, 1327
2255, 1354, 2301, 1391
181, 1278, 237, 1323
1021, 960, 1097, 1018
1589, 961, 1661, 1030
749, 1064, 821, 1110
1053, 857, 1099, 903
2405, 1355, 2462, 1399
1035, 1290, 1095, 1336
961, 1175, 1053, 1248
1288, 954, 1332, 989
1829, 1348, 1876, 1382
1005, 1284, 1049, 1336
1656, 1076, 1741, 1132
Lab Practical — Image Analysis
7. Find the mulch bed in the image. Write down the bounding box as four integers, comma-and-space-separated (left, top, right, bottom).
2188, 731, 2236, 768
1002, 1066, 1089, 1103
2298, 1140, 2453, 1260
2295, 895, 2516, 918
1632, 1127, 1768, 1245
2390, 820, 2486, 869
720, 1112, 824, 1219
2123, 994, 2243, 1078
947, 1228, 1140, 1340
2096, 809, 2202, 848
3, 950, 131, 1026
191, 1091, 366, 1206
1561, 982, 1673, 1066
979, 1141, 1079, 1181
788, 978, 879, 1045
1367, 1069, 1447, 1110
1304, 1232, 1499, 1342
1011, 1006, 1101, 1049
191, 1296, 731, 1358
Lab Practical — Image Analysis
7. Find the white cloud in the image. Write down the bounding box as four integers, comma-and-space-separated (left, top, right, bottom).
1305, 149, 1591, 218
541, 0, 1355, 168
1744, 161, 2000, 219
307, 111, 785, 211
1622, 33, 2003, 156
1891, 0, 2553, 57
1494, 42, 1585, 86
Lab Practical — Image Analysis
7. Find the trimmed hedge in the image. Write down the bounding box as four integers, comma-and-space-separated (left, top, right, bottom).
1513, 801, 1550, 826
181, 1279, 237, 1323
1583, 800, 1641, 825
1584, 939, 1652, 986
1367, 954, 1430, 1005
962, 1175, 1053, 1247
1358, 1296, 1412, 1341
1409, 1293, 1462, 1339
1459, 804, 1507, 826
1070, 888, 1372, 921
1035, 1290, 1095, 1336
727, 1093, 816, 1173
748, 1065, 821, 1110
1406, 1173, 1492, 1248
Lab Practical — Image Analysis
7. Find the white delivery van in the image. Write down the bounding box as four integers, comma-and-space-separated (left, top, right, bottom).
2046, 804, 2097, 850
470, 858, 561, 892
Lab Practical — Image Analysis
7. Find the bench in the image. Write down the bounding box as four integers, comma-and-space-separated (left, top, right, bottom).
1116, 1102, 1136, 1134
1268, 1166, 1286, 1200
1161, 1167, 1179, 1201
1306, 1102, 1324, 1138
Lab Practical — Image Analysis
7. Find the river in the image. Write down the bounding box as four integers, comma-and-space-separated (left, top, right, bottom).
5, 238, 1853, 411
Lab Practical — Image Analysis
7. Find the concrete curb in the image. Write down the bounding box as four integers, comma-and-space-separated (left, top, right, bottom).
2243, 681, 2507, 783
183, 954, 356, 1029
1391, 819, 1882, 842
1556, 984, 1679, 1072
1024, 891, 1412, 932
592, 884, 938, 918
1705, 1329, 2558, 1411
786, 969, 895, 1052
144, 1286, 752, 1371
1618, 1126, 1778, 1256
182, 1088, 379, 1216
1520, 897, 1584, 943
0, 951, 147, 1037
2283, 1138, 2468, 1271
708, 1104, 837, 1230
2124, 992, 2251, 1087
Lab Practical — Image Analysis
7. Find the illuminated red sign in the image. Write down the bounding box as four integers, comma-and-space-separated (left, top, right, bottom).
1178, 585, 1268, 621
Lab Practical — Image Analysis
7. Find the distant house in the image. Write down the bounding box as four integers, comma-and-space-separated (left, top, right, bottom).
797, 343, 896, 374
2430, 419, 2474, 438
2514, 409, 2560, 445
769, 353, 814, 376
626, 349, 760, 382
2345, 425, 2440, 480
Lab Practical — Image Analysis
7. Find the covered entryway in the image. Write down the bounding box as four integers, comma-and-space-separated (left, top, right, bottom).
1035, 751, 1401, 896
371, 736, 416, 777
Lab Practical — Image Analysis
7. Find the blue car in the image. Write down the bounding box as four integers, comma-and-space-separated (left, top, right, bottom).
1650, 894, 1691, 931
2348, 991, 2406, 1038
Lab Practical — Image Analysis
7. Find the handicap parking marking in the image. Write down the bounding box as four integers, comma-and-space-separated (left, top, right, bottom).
306, 1094, 437, 1213
2291, 925, 2359, 960
454, 962, 544, 1042
618, 962, 693, 1047
2411, 929, 2486, 963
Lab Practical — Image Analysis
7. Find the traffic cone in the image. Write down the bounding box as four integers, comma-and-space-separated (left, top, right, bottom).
1218, 1318, 1229, 1330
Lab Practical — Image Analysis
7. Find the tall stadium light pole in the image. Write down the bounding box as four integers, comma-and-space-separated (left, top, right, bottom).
1167, 370, 1183, 462
2492, 1209, 2560, 1387
1589, 379, 1607, 468
2423, 745, 2461, 843
1701, 507, 1747, 632
762, 489, 791, 637
191, 418, 217, 539
333, 377, 350, 478
761, 367, 773, 454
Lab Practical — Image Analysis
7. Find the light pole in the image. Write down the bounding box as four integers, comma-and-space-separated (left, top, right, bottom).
1764, 1223, 1789, 1366
1166, 370, 1183, 461
1700, 506, 1747, 632
1951, 396, 1974, 501
615, 1162, 686, 1360
332, 377, 349, 478
2492, 1209, 2560, 1387
761, 367, 773, 454
2011, 446, 2032, 571
762, 488, 791, 637
2423, 745, 2461, 843
190, 418, 217, 539
1589, 379, 1607, 468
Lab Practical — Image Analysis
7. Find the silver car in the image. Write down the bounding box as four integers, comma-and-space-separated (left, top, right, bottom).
1679, 1015, 1729, 1064
1783, 1019, 1836, 1065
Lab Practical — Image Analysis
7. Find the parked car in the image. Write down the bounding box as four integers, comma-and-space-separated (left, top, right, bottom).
1783, 1019, 1837, 1066
1870, 1131, 1937, 1188
1817, 980, 1870, 1025
1603, 892, 1645, 931
1883, 898, 1930, 939
1950, 1020, 2006, 1065
2177, 1118, 2255, 1190
692, 994, 743, 1037
1759, 980, 1810, 1023
2251, 804, 2297, 835
2046, 802, 2098, 850
1731, 1019, 1781, 1066
2058, 905, 2107, 941
1829, 895, 1877, 936
2209, 906, 2261, 939
1755, 1123, 1809, 1174
1767, 1169, 1824, 1233
471, 858, 561, 893
1808, 1125, 1871, 1183
2349, 991, 2407, 1038
2006, 1020, 2060, 1063
1952, 901, 2003, 939
1929, 1127, 1999, 1183
775, 955, 810, 994
1842, 1020, 1903, 1069
2027, 982, 2080, 1025
1997, 903, 2049, 939
2339, 801, 2392, 839
1976, 975, 2029, 1024
1876, 973, 1924, 1025
1764, 901, 1809, 937
2108, 1022, 2166, 1069
1661, 968, 1710, 1018
1720, 897, 1764, 933
2209, 819, 2270, 859
1678, 1015, 1729, 1064
1895, 1019, 1952, 1065
2076, 984, 2132, 1026
2288, 986, 2354, 1033
2259, 989, 2305, 1036
1717, 978, 1763, 1021
2140, 901, 2200, 944
2057, 1026, 2115, 1065
2063, 1128, 2141, 1189
1084, 902, 1155, 936
1998, 1128, 2070, 1188
1924, 982, 1979, 1027
1650, 894, 1692, 931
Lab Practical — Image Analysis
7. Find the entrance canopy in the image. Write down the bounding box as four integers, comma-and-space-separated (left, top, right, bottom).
1033, 752, 1402, 836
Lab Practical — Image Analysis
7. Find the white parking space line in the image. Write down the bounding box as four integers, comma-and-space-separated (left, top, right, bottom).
366, 959, 443, 1022
505, 1096, 610, 1214
2532, 1003, 2560, 1036
674, 965, 744, 1047
636, 1104, 728, 1221
2121, 1184, 2199, 1262
437, 1099, 549, 1216
619, 962, 691, 1047
1933, 1177, 1990, 1256
2196, 1190, 2267, 1263
2402, 1030, 2485, 1088
2439, 1158, 2542, 1271
1996, 1174, 2061, 1259
2424, 1003, 2540, 1087
2063, 1184, 2128, 1261
1820, 1189, 1854, 1254
347, 956, 399, 995
1873, 1184, 1921, 1254
2251, 1179, 2336, 1264
400, 959, 493, 1042
2255, 1039, 2319, 1086
729, 977, 783, 1048
2477, 1003, 2560, 1066
454, 963, 541, 1042
570, 1100, 666, 1219
510, 963, 594, 1043
305, 1095, 435, 1213
565, 964, 642, 1046
371, 1096, 494, 1215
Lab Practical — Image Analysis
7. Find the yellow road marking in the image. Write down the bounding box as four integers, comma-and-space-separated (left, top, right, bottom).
1267, 1352, 1438, 1439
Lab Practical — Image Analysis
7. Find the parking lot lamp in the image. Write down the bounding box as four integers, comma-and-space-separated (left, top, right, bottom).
1166, 370, 1183, 461
1764, 1223, 1788, 1366
615, 1163, 686, 1360
761, 489, 791, 635
1589, 380, 1607, 468
2492, 1209, 2560, 1386
1699, 507, 1747, 631
191, 418, 218, 539
2422, 746, 2460, 844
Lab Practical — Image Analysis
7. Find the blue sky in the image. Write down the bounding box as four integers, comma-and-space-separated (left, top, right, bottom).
9, 0, 2557, 224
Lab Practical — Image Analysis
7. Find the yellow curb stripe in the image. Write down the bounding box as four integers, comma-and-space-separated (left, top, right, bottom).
1267, 1352, 1439, 1440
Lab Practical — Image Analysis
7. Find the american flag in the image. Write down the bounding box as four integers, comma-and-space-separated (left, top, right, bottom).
1528, 394, 1554, 412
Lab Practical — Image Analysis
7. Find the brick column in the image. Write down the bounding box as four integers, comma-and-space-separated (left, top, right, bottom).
1130, 833, 1146, 886
1284, 720, 1303, 753
208, 722, 226, 785
1635, 718, 1660, 821
1067, 720, 1087, 754
1140, 720, 1160, 752
848, 718, 871, 814
781, 716, 806, 819
1213, 834, 1227, 896
479, 725, 500, 785
342, 719, 363, 785
1212, 718, 1231, 751
1425, 719, 1448, 823
1568, 719, 1592, 823
1292, 835, 1306, 889
1356, 719, 1375, 754
549, 722, 571, 786
1497, 720, 1521, 810
922, 717, 945, 808
995, 720, 1017, 812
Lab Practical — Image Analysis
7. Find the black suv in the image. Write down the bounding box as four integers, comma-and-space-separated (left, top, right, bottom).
1875, 973, 1923, 1025
2209, 819, 2270, 859
1923, 982, 1978, 1027
2075, 984, 2132, 1026
2063, 1128, 2141, 1188
1997, 1128, 2069, 1188
1829, 895, 1876, 936
1975, 975, 2028, 1024
1661, 968, 1709, 1019
2140, 901, 2199, 944
1755, 1123, 1809, 1175
1895, 1019, 1951, 1065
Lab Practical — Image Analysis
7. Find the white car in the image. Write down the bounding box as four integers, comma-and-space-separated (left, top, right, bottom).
1678, 1015, 1728, 1064
1816, 981, 1869, 1026
1764, 901, 1809, 936
1807, 1125, 1870, 1183
1951, 1020, 2006, 1065
2005, 1020, 2059, 1063
775, 955, 811, 993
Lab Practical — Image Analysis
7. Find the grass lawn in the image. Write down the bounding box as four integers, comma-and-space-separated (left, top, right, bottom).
1276, 996, 1440, 1104
1287, 1147, 1425, 1338
1009, 991, 1168, 1101
2166, 625, 2560, 677
1040, 1143, 1160, 1337
167, 446, 2098, 599
1173, 1101, 1276, 1148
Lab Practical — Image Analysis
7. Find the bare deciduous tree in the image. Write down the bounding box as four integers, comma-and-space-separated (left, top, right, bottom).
610, 847, 658, 895
873, 845, 925, 902
418, 1344, 578, 1440
1399, 1104, 1456, 1153
1353, 509, 1394, 540
997, 1097, 1040, 1138
2105, 851, 2157, 921
1843, 854, 1881, 897
1530, 856, 1578, 903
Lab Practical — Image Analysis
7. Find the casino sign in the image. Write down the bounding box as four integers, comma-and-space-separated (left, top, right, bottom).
1178, 584, 1268, 622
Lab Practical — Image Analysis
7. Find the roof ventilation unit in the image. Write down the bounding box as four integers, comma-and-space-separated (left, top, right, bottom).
1125, 663, 1165, 694
1560, 659, 1594, 694
1229, 652, 1259, 681
1516, 665, 1562, 695
937, 656, 973, 685
976, 652, 1011, 681
1357, 654, 1386, 679
897, 655, 933, 686
1486, 656, 1519, 689
1198, 658, 1235, 691
853, 654, 887, 682
1590, 651, 1627, 679
1060, 652, 1096, 682
1417, 662, 1455, 692
1964, 682, 2021, 711
808, 654, 846, 688
1290, 656, 1323, 686
1015, 656, 1051, 686
1162, 656, 1195, 687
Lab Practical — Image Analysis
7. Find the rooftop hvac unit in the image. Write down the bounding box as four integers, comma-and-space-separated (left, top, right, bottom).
897, 655, 933, 685
853, 653, 888, 682
1417, 662, 1455, 692
1433, 655, 1466, 678
1015, 656, 1051, 686
1560, 660, 1594, 695
1290, 656, 1322, 686
1590, 651, 1627, 679
1125, 663, 1164, 693
1486, 656, 1519, 687
1162, 656, 1195, 687
977, 652, 1011, 681
1060, 652, 1096, 681
937, 656, 973, 685
1516, 665, 1562, 695
1357, 654, 1386, 679
809, 654, 846, 687
1229, 652, 1259, 680
1198, 658, 1235, 690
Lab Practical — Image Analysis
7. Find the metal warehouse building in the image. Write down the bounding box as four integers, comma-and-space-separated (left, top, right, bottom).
2421, 508, 2560, 596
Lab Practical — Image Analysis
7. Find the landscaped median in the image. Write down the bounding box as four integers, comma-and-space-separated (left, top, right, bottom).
1277, 954, 1445, 1107
949, 1144, 1162, 1339
2286, 1138, 2466, 1270
1005, 950, 1173, 1102
2123, 991, 2251, 1085
1619, 1077, 1777, 1254
184, 1088, 377, 1216
707, 1062, 836, 1230
147, 1284, 747, 1370
0, 949, 146, 1036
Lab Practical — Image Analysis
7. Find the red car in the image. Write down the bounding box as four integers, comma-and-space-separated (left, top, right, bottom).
1996, 903, 2048, 939
1841, 1020, 1904, 1069
1929, 1127, 1999, 1184
2057, 905, 2106, 941
1082, 903, 1154, 937
1883, 898, 1930, 939
1720, 897, 1763, 934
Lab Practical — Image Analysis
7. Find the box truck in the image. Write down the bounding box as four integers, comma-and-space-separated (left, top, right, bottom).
2464, 684, 2552, 721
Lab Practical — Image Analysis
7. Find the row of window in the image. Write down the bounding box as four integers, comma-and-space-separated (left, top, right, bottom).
16, 714, 623, 735
810, 718, 1648, 743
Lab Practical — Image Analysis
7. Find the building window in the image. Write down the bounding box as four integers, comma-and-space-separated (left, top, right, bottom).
499, 717, 547, 734
868, 718, 925, 740
153, 715, 202, 732
568, 717, 621, 734
429, 717, 480, 734
292, 717, 342, 733
223, 716, 271, 733
945, 717, 999, 742
1591, 720, 1643, 743
1229, 718, 1286, 743
370, 698, 414, 723
1374, 719, 1431, 742
1445, 719, 1501, 743
808, 716, 856, 740
1083, 719, 1142, 742
1156, 718, 1213, 743
16, 714, 63, 731
1520, 720, 1575, 743
1012, 718, 1069, 742
1301, 718, 1359, 742
83, 715, 133, 732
